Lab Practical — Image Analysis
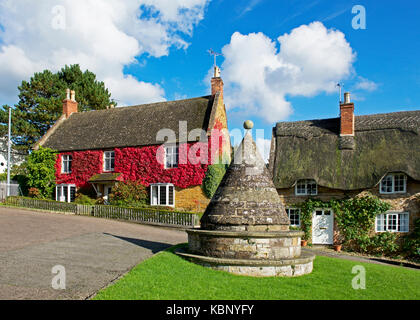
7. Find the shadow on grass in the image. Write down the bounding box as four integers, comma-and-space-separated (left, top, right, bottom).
104, 233, 175, 254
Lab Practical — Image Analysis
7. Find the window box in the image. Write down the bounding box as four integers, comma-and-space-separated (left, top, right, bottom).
150, 183, 175, 207
376, 212, 409, 232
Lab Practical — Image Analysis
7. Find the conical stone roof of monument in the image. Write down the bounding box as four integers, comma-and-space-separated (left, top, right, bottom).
201, 130, 290, 229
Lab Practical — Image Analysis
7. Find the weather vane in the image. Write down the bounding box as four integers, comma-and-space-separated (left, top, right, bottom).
208, 49, 222, 67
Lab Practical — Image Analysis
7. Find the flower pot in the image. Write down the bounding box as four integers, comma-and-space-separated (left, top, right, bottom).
334, 244, 342, 252
301, 240, 308, 247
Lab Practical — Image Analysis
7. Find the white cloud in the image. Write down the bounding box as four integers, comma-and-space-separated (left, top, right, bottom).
0, 0, 209, 105
220, 22, 356, 122
354, 76, 378, 92
238, 0, 263, 18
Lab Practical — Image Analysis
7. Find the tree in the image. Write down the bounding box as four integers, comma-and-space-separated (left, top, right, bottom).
26, 147, 57, 199
0, 64, 116, 153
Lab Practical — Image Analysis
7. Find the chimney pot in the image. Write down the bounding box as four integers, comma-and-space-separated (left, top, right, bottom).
63, 89, 78, 118
214, 66, 221, 78
344, 92, 351, 104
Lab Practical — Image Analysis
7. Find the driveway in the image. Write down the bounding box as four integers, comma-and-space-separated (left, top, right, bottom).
0, 207, 187, 300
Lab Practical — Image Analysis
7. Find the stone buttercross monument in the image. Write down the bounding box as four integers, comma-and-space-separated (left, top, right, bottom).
176, 121, 315, 277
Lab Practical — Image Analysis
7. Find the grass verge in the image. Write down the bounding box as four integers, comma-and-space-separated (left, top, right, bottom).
94, 244, 420, 300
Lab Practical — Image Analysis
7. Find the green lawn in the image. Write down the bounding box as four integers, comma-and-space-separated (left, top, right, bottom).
94, 244, 420, 300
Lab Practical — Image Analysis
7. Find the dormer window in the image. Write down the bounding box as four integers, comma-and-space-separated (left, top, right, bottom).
380, 173, 407, 194
295, 179, 317, 196
103, 151, 115, 172
61, 155, 72, 174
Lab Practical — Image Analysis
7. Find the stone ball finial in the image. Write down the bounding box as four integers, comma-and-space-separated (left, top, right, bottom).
244, 120, 254, 130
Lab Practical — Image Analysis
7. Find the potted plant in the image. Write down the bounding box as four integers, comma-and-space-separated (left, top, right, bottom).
333, 243, 342, 252
301, 239, 308, 247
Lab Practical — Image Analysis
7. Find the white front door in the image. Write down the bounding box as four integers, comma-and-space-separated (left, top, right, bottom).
312, 209, 334, 244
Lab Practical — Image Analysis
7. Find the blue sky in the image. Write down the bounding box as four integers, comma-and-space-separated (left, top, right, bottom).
136, 0, 419, 126
0, 0, 419, 159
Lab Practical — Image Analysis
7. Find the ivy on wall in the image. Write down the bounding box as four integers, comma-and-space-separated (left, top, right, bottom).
55, 143, 210, 190
294, 194, 391, 247
115, 144, 208, 188
55, 150, 104, 188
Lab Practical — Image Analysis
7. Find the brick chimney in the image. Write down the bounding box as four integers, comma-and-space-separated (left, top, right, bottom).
340, 92, 354, 136
211, 66, 223, 99
63, 88, 78, 118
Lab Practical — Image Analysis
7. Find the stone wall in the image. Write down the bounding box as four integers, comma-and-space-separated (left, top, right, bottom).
188, 231, 302, 260
175, 185, 210, 213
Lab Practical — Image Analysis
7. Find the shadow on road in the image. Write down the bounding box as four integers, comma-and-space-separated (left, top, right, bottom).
103, 233, 173, 253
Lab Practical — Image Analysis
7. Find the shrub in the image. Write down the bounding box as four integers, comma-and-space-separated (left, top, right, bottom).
74, 193, 96, 205
202, 164, 228, 198
402, 218, 420, 259
28, 187, 41, 198
334, 195, 391, 247
108, 180, 149, 207
26, 147, 57, 198
368, 232, 399, 256
150, 206, 174, 211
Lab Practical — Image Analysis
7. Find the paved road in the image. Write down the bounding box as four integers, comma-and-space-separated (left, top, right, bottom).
0, 207, 187, 300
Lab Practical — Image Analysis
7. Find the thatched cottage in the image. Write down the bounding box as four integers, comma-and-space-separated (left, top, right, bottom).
268, 93, 420, 244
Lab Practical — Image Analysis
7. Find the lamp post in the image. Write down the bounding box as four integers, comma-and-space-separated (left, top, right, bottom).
6, 106, 11, 197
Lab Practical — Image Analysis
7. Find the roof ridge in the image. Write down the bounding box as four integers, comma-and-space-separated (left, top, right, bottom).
71, 95, 212, 116
276, 109, 420, 125
355, 109, 420, 118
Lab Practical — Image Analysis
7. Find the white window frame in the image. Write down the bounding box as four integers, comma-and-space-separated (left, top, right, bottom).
286, 208, 301, 227
61, 155, 72, 174
295, 179, 318, 196
55, 184, 76, 203
164, 145, 179, 169
150, 183, 175, 207
379, 173, 407, 194
375, 212, 409, 233
103, 151, 115, 172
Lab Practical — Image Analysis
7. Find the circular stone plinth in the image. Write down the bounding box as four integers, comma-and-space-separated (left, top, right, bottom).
187, 229, 304, 260
175, 246, 315, 277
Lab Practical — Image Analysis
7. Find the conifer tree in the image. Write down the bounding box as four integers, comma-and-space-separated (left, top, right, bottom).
0, 64, 115, 153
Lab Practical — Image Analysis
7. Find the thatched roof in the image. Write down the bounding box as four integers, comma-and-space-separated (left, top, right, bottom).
201, 130, 290, 230
40, 96, 215, 152
270, 110, 420, 190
